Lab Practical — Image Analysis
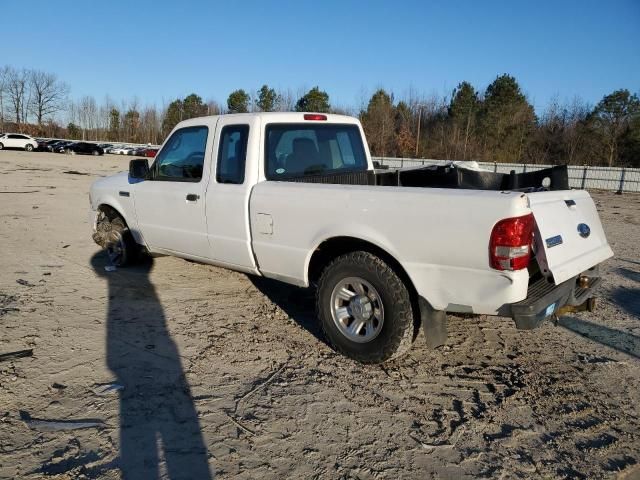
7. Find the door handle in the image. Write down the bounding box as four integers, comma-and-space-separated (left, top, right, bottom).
186, 194, 200, 201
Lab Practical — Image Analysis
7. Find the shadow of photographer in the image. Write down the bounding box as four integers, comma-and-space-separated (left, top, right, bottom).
91, 252, 212, 479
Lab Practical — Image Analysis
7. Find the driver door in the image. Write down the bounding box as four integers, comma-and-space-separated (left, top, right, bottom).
132, 123, 214, 258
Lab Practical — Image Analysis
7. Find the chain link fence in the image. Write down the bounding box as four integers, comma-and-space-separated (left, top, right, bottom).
372, 157, 640, 193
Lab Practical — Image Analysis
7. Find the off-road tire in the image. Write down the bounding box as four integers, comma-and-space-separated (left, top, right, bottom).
316, 251, 416, 363
95, 213, 138, 267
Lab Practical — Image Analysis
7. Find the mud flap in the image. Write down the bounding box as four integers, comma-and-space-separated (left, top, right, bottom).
419, 297, 447, 349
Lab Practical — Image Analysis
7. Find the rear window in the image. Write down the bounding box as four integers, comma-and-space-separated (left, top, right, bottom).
265, 124, 367, 179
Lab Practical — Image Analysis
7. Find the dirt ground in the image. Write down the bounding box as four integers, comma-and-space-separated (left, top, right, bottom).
0, 150, 638, 480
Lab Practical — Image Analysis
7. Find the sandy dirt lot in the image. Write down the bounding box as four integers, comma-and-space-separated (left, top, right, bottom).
0, 150, 639, 480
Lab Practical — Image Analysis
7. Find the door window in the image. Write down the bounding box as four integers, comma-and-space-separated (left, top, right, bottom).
216, 125, 249, 184
152, 126, 209, 182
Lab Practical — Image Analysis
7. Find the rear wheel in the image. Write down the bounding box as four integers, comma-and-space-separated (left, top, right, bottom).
92, 150, 99, 156
316, 251, 416, 363
25, 144, 33, 152
0, 143, 4, 150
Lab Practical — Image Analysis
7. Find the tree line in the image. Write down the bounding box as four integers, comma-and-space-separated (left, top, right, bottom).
1, 64, 638, 167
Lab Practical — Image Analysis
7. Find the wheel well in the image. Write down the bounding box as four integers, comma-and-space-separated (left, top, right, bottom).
308, 237, 422, 339
97, 204, 127, 226
308, 237, 417, 296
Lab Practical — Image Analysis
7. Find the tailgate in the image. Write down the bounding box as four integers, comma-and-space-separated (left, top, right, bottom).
527, 190, 613, 284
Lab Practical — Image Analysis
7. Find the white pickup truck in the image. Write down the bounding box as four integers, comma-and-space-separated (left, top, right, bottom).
89, 112, 613, 363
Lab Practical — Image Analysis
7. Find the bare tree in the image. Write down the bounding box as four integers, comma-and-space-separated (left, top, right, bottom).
564, 97, 590, 164
28, 70, 69, 127
275, 88, 296, 111
5, 67, 29, 130
0, 65, 10, 131
140, 105, 161, 144
205, 99, 222, 116
78, 95, 98, 140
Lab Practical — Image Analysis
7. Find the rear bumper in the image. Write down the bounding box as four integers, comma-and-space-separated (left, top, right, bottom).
505, 267, 602, 329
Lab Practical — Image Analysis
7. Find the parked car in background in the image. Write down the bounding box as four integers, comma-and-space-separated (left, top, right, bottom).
130, 146, 147, 156
144, 148, 158, 158
0, 133, 38, 151
43, 140, 59, 151
103, 145, 120, 154
36, 139, 60, 151
67, 142, 104, 156
98, 143, 113, 152
111, 146, 131, 155
55, 141, 76, 153
46, 140, 66, 152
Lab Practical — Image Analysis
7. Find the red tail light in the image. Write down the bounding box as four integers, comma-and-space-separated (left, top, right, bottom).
303, 114, 327, 121
489, 213, 534, 271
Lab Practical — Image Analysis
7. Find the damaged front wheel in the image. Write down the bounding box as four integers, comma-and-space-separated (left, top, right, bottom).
95, 213, 137, 267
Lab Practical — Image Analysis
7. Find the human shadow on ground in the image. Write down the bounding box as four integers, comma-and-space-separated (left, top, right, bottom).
559, 315, 640, 359
91, 252, 212, 480
611, 286, 640, 319
247, 275, 324, 342
620, 258, 640, 267
610, 266, 640, 319
616, 267, 640, 284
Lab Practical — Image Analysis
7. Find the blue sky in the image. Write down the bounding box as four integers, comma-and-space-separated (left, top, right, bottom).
6, 0, 639, 112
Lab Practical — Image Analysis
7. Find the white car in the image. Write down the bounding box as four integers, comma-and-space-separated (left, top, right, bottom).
89, 112, 613, 364
0, 133, 38, 151
110, 146, 131, 155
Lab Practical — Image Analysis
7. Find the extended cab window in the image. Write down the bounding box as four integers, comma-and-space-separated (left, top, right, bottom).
265, 124, 367, 179
152, 126, 208, 182
217, 125, 249, 184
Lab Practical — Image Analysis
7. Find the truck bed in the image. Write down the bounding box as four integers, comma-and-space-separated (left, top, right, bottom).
289, 164, 569, 192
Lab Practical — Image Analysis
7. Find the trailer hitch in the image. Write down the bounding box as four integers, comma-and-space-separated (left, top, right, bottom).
557, 297, 597, 316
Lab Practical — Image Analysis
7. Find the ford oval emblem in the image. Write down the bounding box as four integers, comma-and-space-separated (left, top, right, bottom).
577, 223, 591, 238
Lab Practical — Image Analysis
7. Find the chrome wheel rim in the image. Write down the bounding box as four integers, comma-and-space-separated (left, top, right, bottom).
330, 277, 384, 343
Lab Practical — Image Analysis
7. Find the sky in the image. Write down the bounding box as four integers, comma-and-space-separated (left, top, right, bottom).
4, 0, 639, 113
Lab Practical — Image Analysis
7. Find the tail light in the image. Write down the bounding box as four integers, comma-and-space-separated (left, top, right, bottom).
489, 213, 534, 271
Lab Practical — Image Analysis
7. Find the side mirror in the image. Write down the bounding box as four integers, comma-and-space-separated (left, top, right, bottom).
129, 158, 150, 179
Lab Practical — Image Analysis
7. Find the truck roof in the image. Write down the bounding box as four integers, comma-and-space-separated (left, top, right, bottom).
177, 112, 361, 127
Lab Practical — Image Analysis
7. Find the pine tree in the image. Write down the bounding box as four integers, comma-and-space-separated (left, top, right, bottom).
448, 82, 480, 159
480, 74, 536, 162
227, 89, 250, 113
295, 87, 330, 113
589, 89, 640, 167
257, 85, 278, 112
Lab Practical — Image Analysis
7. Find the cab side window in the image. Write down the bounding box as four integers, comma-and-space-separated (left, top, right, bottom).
216, 125, 249, 184
152, 126, 209, 182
